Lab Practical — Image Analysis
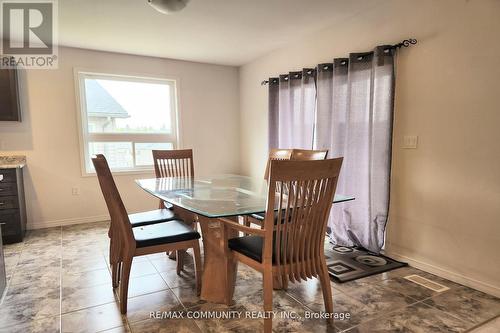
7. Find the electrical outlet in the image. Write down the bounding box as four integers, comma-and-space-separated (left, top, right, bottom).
72, 187, 80, 195
403, 135, 418, 149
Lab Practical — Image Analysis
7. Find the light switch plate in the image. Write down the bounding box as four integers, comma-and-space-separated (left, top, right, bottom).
403, 135, 418, 149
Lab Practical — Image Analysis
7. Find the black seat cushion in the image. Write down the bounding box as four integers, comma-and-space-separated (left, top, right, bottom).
228, 235, 284, 263
249, 210, 293, 224
133, 220, 200, 248
129, 209, 177, 227
228, 235, 265, 262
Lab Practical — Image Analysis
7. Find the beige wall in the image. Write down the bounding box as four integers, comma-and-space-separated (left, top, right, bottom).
0, 47, 240, 229
239, 0, 500, 295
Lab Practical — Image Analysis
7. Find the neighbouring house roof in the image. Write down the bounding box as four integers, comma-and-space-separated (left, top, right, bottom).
85, 80, 130, 118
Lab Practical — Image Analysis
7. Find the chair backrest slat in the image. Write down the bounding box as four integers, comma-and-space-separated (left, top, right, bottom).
264, 158, 342, 286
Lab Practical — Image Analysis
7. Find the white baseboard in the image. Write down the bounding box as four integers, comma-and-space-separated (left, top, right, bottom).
386, 251, 500, 298
27, 214, 110, 230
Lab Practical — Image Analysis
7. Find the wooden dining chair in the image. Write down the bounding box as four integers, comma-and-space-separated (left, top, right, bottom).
245, 148, 329, 228
152, 149, 197, 267
92, 154, 202, 314
223, 158, 343, 332
263, 148, 293, 181
153, 149, 194, 210
241, 149, 293, 232
93, 159, 180, 288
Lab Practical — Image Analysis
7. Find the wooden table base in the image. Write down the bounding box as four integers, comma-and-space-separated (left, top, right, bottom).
197, 215, 238, 305
174, 208, 282, 301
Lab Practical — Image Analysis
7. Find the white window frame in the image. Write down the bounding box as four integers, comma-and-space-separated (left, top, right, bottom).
74, 69, 180, 176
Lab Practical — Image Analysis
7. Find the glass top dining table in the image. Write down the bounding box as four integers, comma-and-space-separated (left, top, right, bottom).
135, 174, 354, 218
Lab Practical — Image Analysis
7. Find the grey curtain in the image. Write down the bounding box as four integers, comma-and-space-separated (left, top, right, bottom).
268, 69, 316, 149
268, 45, 395, 253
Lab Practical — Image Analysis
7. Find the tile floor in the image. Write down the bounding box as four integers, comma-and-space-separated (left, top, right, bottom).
0, 221, 499, 333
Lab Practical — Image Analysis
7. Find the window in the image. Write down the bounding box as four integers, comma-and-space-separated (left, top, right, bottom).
76, 71, 178, 174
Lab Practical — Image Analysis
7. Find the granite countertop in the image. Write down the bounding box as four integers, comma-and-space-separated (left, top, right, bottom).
0, 155, 26, 169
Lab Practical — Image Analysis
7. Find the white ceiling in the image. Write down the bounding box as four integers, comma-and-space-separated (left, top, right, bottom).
59, 0, 384, 66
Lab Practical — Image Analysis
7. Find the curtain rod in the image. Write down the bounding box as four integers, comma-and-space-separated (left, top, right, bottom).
261, 38, 417, 85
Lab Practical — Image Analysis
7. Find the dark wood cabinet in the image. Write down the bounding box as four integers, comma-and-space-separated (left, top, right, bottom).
0, 226, 6, 298
0, 168, 27, 244
0, 65, 21, 121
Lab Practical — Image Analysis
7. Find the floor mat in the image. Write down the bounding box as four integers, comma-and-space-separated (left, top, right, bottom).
325, 245, 407, 283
